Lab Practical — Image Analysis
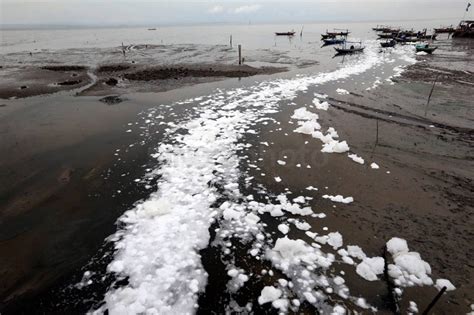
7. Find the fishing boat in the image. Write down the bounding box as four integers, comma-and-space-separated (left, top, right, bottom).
415, 43, 438, 54
417, 34, 437, 40
275, 31, 296, 36
323, 38, 346, 45
380, 40, 396, 48
378, 33, 397, 39
399, 30, 417, 37
434, 26, 455, 33
372, 25, 388, 31
322, 29, 350, 38
452, 20, 474, 38
334, 41, 365, 55
373, 25, 400, 33
327, 29, 350, 36
395, 36, 418, 43
321, 33, 336, 40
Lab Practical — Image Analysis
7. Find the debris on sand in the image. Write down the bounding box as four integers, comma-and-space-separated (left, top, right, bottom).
97, 64, 131, 73
99, 95, 124, 105
57, 80, 82, 86
105, 78, 119, 86
41, 65, 87, 72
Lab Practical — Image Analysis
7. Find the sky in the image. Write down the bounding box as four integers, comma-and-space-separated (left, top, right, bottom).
1, 0, 471, 26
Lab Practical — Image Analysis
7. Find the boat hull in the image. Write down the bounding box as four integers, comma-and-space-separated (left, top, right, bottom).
334, 47, 365, 54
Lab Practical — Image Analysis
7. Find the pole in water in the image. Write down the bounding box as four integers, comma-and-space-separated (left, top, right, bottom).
422, 286, 447, 315
238, 44, 242, 65
230, 35, 233, 48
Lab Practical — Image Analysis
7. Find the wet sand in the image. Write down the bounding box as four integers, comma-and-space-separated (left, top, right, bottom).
0, 37, 473, 313
0, 62, 284, 99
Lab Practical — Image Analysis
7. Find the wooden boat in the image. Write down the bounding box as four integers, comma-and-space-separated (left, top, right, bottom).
395, 36, 418, 43
321, 33, 336, 40
452, 20, 474, 38
323, 38, 346, 45
372, 25, 387, 31
321, 29, 349, 40
275, 31, 296, 36
334, 41, 365, 55
434, 26, 454, 33
148, 28, 157, 31
378, 33, 396, 39
380, 40, 396, 48
398, 30, 417, 37
415, 43, 438, 54
373, 25, 400, 33
334, 46, 365, 54
417, 34, 437, 40
327, 31, 349, 36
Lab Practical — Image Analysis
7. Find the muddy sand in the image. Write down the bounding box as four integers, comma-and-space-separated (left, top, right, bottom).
0, 43, 315, 99
0, 39, 473, 314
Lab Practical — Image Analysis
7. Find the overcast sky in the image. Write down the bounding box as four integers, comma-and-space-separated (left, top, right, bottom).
1, 0, 471, 26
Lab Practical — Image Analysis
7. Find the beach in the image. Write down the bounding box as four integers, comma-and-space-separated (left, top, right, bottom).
0, 22, 473, 314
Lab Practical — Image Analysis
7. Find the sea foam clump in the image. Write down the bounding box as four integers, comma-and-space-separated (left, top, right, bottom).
386, 237, 433, 287
291, 107, 350, 153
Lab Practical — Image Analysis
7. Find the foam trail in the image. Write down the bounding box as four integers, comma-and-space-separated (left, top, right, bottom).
93, 42, 417, 314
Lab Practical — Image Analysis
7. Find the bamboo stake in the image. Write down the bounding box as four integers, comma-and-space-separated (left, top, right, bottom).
422, 287, 447, 315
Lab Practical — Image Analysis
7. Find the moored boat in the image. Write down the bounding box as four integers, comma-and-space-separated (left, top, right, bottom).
434, 26, 455, 33
334, 41, 365, 55
321, 33, 336, 40
322, 29, 350, 38
378, 33, 397, 39
417, 34, 437, 40
415, 43, 438, 54
452, 20, 474, 38
380, 40, 396, 48
372, 25, 399, 32
323, 38, 346, 45
334, 46, 365, 54
275, 31, 296, 36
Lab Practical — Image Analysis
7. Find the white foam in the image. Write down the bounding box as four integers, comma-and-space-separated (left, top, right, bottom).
356, 257, 385, 281
258, 286, 282, 305
435, 279, 456, 291
322, 195, 354, 204
385, 238, 440, 288
278, 224, 290, 235
327, 232, 343, 249
336, 88, 350, 95
348, 154, 365, 165
370, 162, 380, 169
313, 98, 330, 110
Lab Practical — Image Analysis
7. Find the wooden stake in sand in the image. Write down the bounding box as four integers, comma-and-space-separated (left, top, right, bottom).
238, 45, 242, 65
422, 286, 447, 315
425, 73, 440, 117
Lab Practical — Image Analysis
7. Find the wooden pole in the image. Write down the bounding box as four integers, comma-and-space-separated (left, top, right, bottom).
422, 287, 447, 315
230, 35, 233, 48
238, 44, 242, 65
425, 73, 439, 116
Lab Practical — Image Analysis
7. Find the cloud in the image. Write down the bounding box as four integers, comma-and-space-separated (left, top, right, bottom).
208, 5, 224, 14
231, 4, 262, 14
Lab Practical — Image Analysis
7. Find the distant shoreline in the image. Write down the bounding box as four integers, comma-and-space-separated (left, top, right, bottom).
0, 17, 461, 31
